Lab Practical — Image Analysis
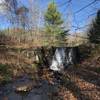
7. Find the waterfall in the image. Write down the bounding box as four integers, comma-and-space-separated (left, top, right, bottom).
50, 47, 74, 71
66, 48, 73, 65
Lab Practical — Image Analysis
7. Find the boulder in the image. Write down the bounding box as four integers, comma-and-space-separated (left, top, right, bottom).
15, 83, 33, 92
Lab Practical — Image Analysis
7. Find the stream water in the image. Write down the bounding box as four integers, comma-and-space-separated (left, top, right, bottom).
0, 75, 58, 100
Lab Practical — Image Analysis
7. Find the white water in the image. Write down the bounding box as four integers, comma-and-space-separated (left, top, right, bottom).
50, 47, 74, 71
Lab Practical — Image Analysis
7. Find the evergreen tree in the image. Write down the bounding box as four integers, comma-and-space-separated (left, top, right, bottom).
88, 10, 100, 44
44, 2, 64, 37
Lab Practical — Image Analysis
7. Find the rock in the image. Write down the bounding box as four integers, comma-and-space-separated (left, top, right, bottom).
15, 83, 33, 92
13, 69, 18, 77
13, 69, 23, 78
0, 75, 3, 81
3, 96, 8, 100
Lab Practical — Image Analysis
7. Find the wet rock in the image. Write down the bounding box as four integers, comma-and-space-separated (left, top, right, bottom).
15, 83, 33, 92
12, 69, 24, 78
0, 75, 4, 81
3, 96, 8, 100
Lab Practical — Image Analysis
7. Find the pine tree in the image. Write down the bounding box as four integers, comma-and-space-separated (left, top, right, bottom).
44, 2, 64, 36
88, 10, 100, 44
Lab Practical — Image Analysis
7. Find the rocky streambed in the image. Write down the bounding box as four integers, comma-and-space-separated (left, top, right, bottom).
0, 74, 59, 100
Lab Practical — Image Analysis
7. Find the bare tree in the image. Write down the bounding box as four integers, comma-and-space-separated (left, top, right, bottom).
16, 6, 29, 30
0, 0, 18, 23
28, 0, 41, 33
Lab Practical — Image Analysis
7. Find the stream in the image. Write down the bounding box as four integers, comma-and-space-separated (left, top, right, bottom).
0, 75, 58, 100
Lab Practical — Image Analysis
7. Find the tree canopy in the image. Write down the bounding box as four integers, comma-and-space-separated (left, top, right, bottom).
44, 2, 64, 36
88, 10, 100, 44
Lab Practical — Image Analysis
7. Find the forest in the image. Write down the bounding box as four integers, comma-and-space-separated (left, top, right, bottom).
0, 0, 100, 100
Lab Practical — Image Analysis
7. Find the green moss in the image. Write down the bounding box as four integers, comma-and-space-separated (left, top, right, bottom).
95, 67, 100, 73
0, 64, 12, 84
31, 64, 37, 70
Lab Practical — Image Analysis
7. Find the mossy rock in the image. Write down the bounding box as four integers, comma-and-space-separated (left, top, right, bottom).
0, 64, 12, 84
